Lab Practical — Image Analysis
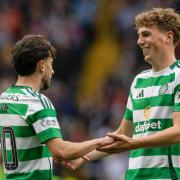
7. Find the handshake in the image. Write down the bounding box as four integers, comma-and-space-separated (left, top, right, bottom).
59, 132, 133, 170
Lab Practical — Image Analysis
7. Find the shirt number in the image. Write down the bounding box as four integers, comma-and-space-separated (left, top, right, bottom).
2, 127, 18, 170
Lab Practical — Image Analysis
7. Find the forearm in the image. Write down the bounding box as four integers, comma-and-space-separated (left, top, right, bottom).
68, 150, 110, 169
116, 119, 133, 137
47, 136, 114, 162
133, 112, 180, 149
61, 139, 101, 160
85, 150, 109, 161
133, 126, 180, 149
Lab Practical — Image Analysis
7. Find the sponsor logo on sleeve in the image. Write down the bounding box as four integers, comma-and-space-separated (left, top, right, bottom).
41, 119, 57, 127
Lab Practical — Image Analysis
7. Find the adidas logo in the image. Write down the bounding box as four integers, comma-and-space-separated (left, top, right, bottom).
136, 89, 144, 98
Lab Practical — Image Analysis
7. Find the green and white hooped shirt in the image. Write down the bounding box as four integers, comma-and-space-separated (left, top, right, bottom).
124, 60, 180, 180
0, 85, 62, 180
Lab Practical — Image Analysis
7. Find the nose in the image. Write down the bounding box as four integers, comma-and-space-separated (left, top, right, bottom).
137, 36, 144, 46
52, 69, 54, 74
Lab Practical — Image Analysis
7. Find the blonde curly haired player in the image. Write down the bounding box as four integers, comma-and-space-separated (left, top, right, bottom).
69, 8, 180, 180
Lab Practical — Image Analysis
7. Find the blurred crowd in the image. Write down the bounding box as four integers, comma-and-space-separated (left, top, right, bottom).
0, 0, 180, 180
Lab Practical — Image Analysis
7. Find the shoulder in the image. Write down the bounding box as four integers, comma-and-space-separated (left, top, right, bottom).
133, 69, 151, 82
25, 91, 55, 117
39, 93, 55, 110
138, 69, 151, 77
22, 88, 54, 110
21, 88, 46, 112
175, 60, 180, 68
171, 60, 180, 76
24, 89, 53, 109
139, 69, 152, 74
129, 69, 152, 90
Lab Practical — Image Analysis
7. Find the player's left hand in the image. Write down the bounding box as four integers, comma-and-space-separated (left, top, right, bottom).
60, 156, 88, 170
98, 135, 115, 147
69, 157, 86, 170
60, 160, 75, 170
97, 133, 134, 154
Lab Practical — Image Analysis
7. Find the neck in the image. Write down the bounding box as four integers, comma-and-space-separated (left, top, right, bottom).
15, 74, 41, 92
151, 53, 176, 72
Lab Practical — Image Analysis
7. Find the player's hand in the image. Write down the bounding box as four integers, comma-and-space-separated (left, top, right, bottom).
97, 133, 134, 154
60, 156, 88, 170
98, 135, 115, 147
60, 160, 75, 170
63, 156, 88, 170
69, 157, 87, 170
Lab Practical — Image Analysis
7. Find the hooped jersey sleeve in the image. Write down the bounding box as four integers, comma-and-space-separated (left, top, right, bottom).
123, 77, 137, 121
123, 93, 133, 121
26, 93, 62, 144
174, 69, 180, 112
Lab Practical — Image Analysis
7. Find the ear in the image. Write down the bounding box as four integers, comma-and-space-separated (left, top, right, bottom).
37, 60, 46, 73
165, 31, 174, 44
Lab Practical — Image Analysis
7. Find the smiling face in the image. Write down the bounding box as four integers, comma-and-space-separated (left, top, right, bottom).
137, 26, 169, 64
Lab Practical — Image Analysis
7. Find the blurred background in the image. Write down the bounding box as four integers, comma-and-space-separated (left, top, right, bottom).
0, 0, 179, 180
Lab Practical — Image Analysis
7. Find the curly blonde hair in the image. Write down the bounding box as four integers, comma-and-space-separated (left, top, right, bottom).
135, 8, 180, 44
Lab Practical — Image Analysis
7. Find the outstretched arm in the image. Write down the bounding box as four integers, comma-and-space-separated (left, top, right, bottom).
45, 136, 114, 162
86, 119, 132, 161
83, 119, 133, 160
99, 112, 180, 153
68, 119, 133, 169
97, 119, 133, 154
64, 119, 133, 170
128, 112, 180, 148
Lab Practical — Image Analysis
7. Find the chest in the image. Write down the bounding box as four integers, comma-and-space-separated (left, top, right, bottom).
132, 82, 174, 100
132, 74, 175, 100
131, 75, 175, 111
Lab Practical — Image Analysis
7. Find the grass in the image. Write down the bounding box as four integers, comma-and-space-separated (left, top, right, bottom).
0, 168, 78, 180
0, 167, 3, 180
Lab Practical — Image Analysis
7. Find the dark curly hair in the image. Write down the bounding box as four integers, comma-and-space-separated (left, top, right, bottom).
135, 8, 180, 44
11, 35, 57, 76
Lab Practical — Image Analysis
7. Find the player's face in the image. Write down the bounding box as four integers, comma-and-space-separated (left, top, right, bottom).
137, 26, 167, 64
41, 56, 54, 90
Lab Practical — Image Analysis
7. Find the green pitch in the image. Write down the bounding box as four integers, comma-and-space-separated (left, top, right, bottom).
0, 167, 3, 180
0, 169, 77, 180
